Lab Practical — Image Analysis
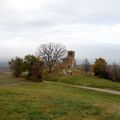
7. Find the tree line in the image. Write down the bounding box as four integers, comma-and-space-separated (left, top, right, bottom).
9, 43, 66, 81
9, 43, 120, 83
81, 58, 120, 82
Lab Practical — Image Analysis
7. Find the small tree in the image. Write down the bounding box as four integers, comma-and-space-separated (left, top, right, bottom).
81, 59, 91, 75
24, 55, 39, 79
93, 58, 108, 78
38, 43, 67, 73
24, 55, 44, 81
9, 57, 24, 77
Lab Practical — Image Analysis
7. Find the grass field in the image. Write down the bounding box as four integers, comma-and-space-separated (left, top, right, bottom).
0, 73, 120, 120
44, 73, 120, 91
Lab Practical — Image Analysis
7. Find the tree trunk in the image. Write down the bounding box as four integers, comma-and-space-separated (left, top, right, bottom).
49, 67, 52, 73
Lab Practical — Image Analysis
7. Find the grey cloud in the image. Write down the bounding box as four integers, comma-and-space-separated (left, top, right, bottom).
0, 0, 120, 62
1, 0, 120, 33
44, 0, 120, 24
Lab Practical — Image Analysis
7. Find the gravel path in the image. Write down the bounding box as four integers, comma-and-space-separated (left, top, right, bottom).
45, 81, 120, 96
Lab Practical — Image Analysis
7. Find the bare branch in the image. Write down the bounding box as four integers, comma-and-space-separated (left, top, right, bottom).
37, 43, 67, 73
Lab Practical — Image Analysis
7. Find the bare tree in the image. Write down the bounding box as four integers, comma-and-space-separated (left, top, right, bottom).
37, 43, 67, 73
111, 63, 120, 82
81, 58, 91, 75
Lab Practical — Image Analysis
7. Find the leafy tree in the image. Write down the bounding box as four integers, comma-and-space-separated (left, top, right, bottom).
9, 57, 24, 77
38, 43, 66, 73
93, 58, 108, 78
24, 55, 44, 81
32, 60, 44, 82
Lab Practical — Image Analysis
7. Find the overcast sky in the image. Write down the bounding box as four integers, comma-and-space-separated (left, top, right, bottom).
0, 0, 120, 63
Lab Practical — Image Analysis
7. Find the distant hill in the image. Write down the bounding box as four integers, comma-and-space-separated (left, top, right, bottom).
0, 61, 9, 72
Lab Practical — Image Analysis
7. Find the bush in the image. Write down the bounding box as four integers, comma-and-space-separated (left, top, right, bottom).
9, 57, 24, 78
32, 61, 44, 82
9, 55, 44, 82
24, 55, 44, 81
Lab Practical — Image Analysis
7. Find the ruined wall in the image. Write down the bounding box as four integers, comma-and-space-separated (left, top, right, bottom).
63, 51, 76, 69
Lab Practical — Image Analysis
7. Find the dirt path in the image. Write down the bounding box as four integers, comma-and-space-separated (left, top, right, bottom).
45, 81, 120, 96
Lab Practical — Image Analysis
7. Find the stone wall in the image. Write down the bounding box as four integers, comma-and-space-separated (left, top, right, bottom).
63, 51, 75, 69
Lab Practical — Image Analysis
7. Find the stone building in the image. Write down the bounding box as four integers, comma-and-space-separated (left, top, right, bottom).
63, 51, 76, 69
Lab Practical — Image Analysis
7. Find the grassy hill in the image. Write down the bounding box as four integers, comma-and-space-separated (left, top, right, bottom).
0, 73, 120, 120
44, 73, 120, 91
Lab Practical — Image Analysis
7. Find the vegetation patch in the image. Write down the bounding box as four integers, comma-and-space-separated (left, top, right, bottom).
44, 73, 120, 91
0, 74, 120, 120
